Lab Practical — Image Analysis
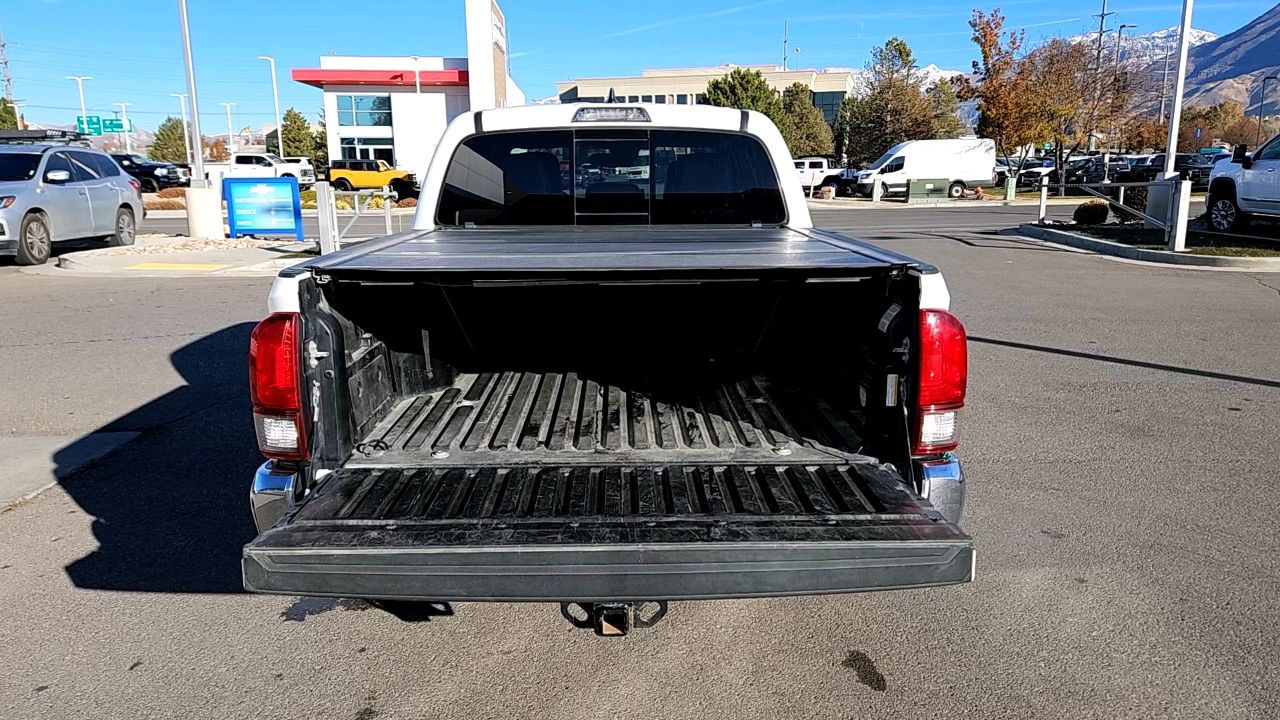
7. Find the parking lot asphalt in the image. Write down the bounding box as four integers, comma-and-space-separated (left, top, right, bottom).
2, 203, 1278, 719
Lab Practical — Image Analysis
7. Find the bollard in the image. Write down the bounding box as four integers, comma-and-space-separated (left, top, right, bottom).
1038, 176, 1048, 223
1003, 177, 1015, 202
1166, 178, 1191, 252
871, 177, 883, 203
383, 186, 393, 236
315, 181, 339, 255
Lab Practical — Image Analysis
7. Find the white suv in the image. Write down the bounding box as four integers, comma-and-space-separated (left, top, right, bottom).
1207, 134, 1280, 231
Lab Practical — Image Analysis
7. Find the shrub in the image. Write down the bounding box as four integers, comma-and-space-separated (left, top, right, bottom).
397, 197, 417, 208
157, 187, 187, 199
1073, 200, 1110, 225
299, 188, 317, 204
1113, 186, 1148, 223
144, 198, 186, 210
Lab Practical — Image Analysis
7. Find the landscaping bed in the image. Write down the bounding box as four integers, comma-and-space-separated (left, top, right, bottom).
1065, 222, 1280, 257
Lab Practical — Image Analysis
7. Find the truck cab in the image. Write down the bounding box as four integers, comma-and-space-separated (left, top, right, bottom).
242, 104, 972, 635
1207, 134, 1280, 231
226, 153, 315, 186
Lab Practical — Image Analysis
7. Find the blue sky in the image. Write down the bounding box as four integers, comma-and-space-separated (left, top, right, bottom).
4, 0, 1276, 131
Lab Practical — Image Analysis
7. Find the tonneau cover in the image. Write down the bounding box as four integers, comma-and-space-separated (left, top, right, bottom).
293, 226, 923, 275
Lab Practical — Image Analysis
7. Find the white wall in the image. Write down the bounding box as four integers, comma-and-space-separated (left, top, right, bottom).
322, 85, 470, 175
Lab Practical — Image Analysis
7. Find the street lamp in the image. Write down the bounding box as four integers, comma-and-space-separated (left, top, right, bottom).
1259, 76, 1278, 147
171, 93, 192, 166
258, 56, 282, 157
66, 76, 92, 127
114, 102, 132, 154
219, 101, 236, 153
1114, 24, 1136, 76
409, 55, 421, 94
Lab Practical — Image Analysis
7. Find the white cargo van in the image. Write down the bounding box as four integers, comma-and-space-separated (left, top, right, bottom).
854, 139, 996, 198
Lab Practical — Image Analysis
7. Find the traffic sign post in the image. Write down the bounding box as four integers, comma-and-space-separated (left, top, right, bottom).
76, 115, 102, 136
101, 118, 133, 133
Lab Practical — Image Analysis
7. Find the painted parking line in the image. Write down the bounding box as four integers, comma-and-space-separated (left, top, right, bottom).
126, 262, 231, 271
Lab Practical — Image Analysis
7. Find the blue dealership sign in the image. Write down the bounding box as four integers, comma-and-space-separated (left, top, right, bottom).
222, 177, 304, 241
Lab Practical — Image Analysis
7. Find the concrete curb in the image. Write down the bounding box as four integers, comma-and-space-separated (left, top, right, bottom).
143, 208, 417, 219
807, 197, 1118, 209
47, 236, 307, 277
1017, 223, 1280, 271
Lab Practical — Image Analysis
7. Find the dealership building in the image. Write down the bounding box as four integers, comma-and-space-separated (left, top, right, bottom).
554, 65, 855, 123
290, 0, 524, 175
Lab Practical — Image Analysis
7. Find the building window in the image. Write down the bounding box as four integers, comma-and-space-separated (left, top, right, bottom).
676, 94, 688, 105
654, 95, 667, 104
641, 95, 653, 102
339, 137, 395, 163
627, 95, 639, 103
335, 95, 392, 126
694, 93, 706, 104
811, 91, 845, 124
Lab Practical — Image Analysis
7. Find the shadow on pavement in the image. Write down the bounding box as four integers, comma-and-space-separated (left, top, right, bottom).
971, 335, 1280, 388
58, 322, 260, 593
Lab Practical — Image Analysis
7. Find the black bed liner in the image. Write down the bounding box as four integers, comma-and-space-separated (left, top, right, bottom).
349, 371, 867, 469
243, 373, 972, 601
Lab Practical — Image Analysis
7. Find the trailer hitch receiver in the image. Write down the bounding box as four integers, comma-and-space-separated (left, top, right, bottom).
560, 602, 668, 636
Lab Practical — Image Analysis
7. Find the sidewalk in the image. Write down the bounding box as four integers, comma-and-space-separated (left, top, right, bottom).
28, 235, 318, 278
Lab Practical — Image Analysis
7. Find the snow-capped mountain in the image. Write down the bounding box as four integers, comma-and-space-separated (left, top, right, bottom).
1066, 25, 1218, 62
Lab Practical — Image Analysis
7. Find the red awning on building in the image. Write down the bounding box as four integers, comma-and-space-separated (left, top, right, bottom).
291, 68, 468, 88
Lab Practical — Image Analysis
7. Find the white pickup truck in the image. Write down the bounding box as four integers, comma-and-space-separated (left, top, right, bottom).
204, 153, 315, 187
241, 104, 972, 635
794, 156, 856, 194
1207, 135, 1280, 231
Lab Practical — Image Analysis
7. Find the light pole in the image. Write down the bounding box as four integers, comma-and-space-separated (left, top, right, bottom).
219, 101, 236, 153
114, 102, 132, 154
1259, 76, 1278, 147
171, 93, 192, 166
11, 102, 23, 130
1114, 24, 1136, 76
1159, 36, 1173, 123
177, 0, 207, 186
1160, 0, 1196, 252
258, 55, 282, 156
409, 55, 421, 94
66, 76, 91, 127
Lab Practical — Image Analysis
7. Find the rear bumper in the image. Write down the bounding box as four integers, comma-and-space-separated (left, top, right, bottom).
243, 538, 973, 602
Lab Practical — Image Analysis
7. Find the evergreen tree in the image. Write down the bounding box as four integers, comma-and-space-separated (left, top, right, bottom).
782, 83, 834, 157
841, 38, 935, 164
311, 118, 329, 166
0, 98, 18, 131
926, 78, 963, 138
148, 116, 189, 163
703, 68, 793, 147
280, 108, 314, 158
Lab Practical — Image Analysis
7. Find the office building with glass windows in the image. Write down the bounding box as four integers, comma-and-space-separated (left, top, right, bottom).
554, 65, 854, 124
292, 54, 525, 176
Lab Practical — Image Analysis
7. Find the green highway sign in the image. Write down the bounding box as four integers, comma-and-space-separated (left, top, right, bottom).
101, 118, 133, 133
76, 115, 103, 136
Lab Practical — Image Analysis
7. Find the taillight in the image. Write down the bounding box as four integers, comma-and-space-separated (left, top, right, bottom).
915, 309, 967, 454
249, 312, 307, 460
126, 178, 141, 194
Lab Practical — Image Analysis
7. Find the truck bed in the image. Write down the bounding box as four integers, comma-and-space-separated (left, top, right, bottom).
243, 371, 973, 602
